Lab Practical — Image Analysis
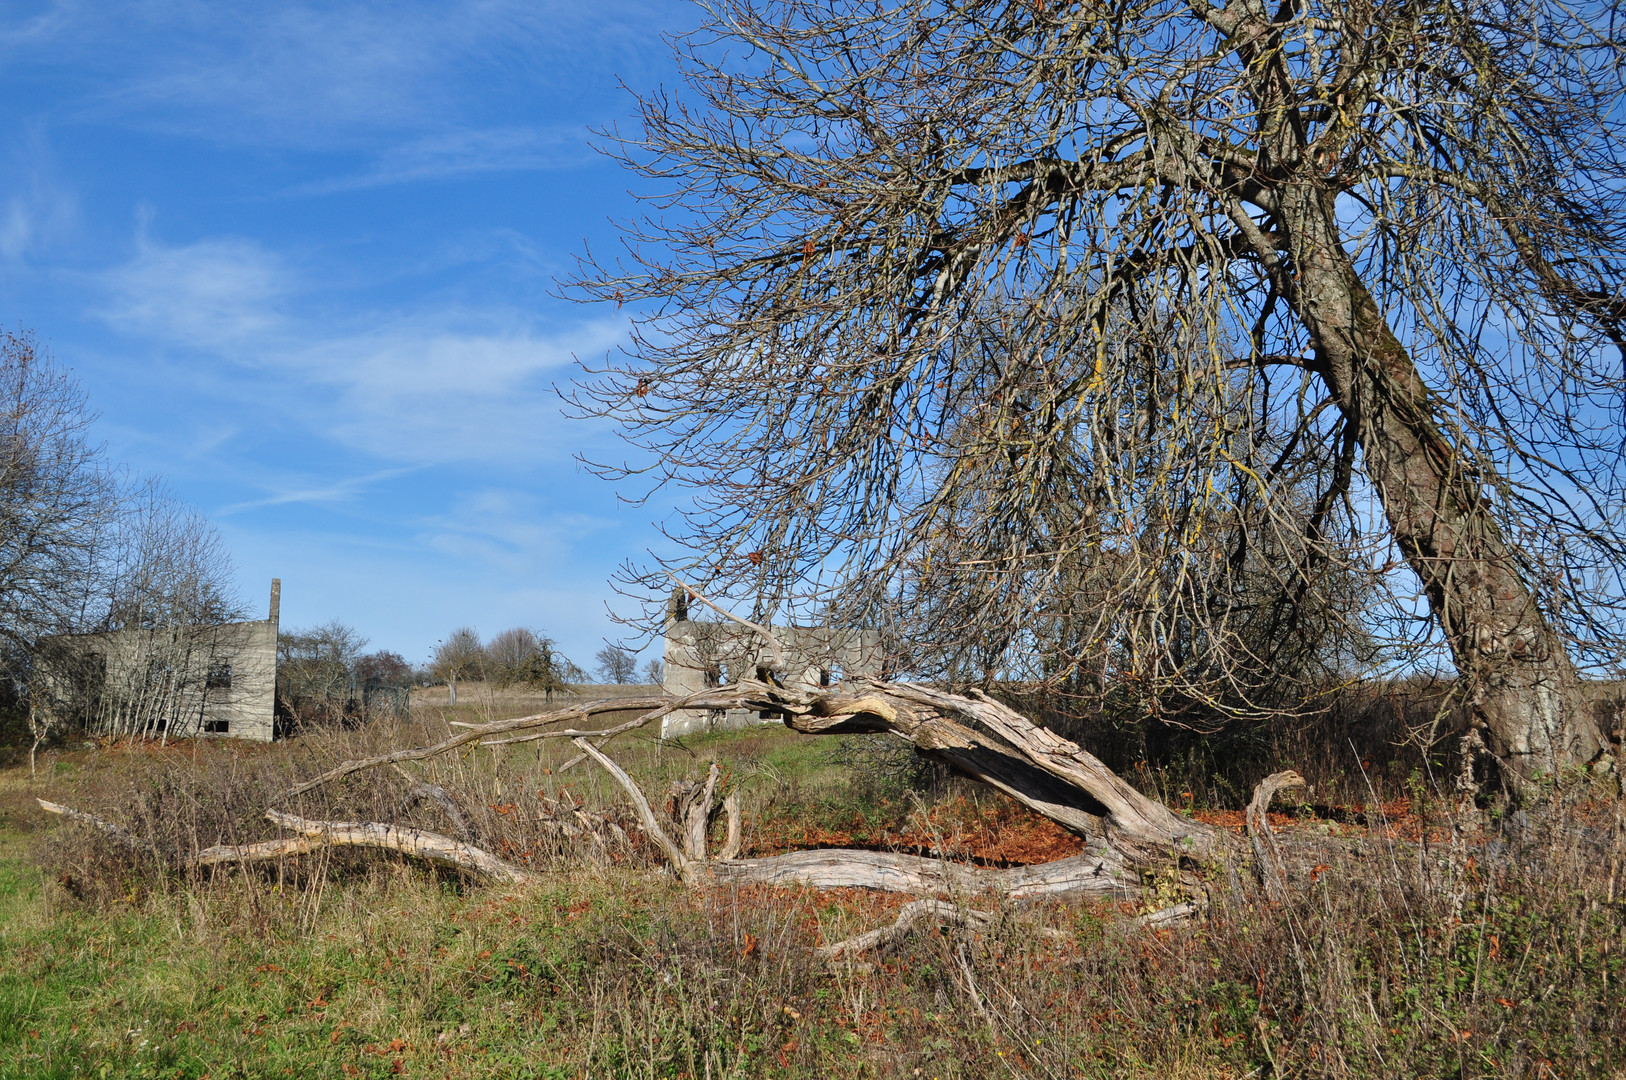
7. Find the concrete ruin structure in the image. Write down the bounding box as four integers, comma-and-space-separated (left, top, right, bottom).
659, 589, 882, 738
36, 579, 281, 742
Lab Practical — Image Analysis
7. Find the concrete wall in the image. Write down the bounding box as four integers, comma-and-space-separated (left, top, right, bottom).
37, 580, 280, 742
660, 616, 882, 738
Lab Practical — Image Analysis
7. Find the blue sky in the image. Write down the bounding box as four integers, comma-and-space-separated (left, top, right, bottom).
0, 0, 689, 671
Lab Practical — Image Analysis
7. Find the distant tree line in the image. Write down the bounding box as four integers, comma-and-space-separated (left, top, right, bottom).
275, 622, 415, 732
430, 626, 584, 694
426, 629, 663, 690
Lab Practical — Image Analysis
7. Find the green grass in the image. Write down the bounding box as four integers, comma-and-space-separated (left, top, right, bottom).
0, 857, 1034, 1080
0, 868, 738, 1079
8, 840, 1622, 1080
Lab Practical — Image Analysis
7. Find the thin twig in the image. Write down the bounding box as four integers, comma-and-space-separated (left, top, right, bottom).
281, 688, 741, 799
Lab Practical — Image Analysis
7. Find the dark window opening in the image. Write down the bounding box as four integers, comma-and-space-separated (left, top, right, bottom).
203, 719, 230, 734
819, 668, 831, 687
205, 661, 232, 690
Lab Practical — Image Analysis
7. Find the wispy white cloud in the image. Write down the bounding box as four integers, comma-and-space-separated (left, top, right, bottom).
4, 1, 674, 150
100, 233, 292, 348
286, 126, 593, 195
95, 231, 625, 467
0, 0, 79, 51
416, 487, 620, 577
0, 123, 78, 261
293, 315, 623, 464
0, 183, 73, 262
215, 465, 422, 516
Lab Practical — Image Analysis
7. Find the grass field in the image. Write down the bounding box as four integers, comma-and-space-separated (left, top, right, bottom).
2, 702, 1623, 1078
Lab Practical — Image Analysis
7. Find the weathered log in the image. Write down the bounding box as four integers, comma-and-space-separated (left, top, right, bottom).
260, 810, 535, 883
702, 844, 1137, 899
192, 835, 326, 866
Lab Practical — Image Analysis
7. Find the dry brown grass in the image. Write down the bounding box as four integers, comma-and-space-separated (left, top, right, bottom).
4, 707, 1625, 1078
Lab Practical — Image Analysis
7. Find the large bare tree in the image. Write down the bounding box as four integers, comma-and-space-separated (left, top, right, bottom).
0, 329, 118, 658
570, 0, 1626, 787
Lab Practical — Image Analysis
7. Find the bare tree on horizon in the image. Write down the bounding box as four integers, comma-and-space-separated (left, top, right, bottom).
595, 643, 639, 685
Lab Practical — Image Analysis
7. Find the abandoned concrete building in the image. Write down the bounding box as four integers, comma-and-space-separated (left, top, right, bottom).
659, 589, 882, 738
36, 579, 281, 742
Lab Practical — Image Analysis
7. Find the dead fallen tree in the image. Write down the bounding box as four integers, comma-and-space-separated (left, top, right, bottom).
281, 677, 1220, 857
263, 640, 1311, 912
44, 673, 1307, 910
42, 591, 1313, 929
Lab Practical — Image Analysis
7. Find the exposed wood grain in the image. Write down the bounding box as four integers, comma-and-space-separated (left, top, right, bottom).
573, 737, 697, 882
718, 793, 743, 860
263, 810, 534, 883
703, 845, 1136, 899
1247, 770, 1306, 903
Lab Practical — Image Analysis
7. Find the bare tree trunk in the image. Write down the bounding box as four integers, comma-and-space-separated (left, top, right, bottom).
1281, 188, 1606, 787
669, 762, 722, 862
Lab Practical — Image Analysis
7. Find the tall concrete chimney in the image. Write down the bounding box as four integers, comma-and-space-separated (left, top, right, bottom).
667, 585, 689, 626
269, 578, 281, 627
